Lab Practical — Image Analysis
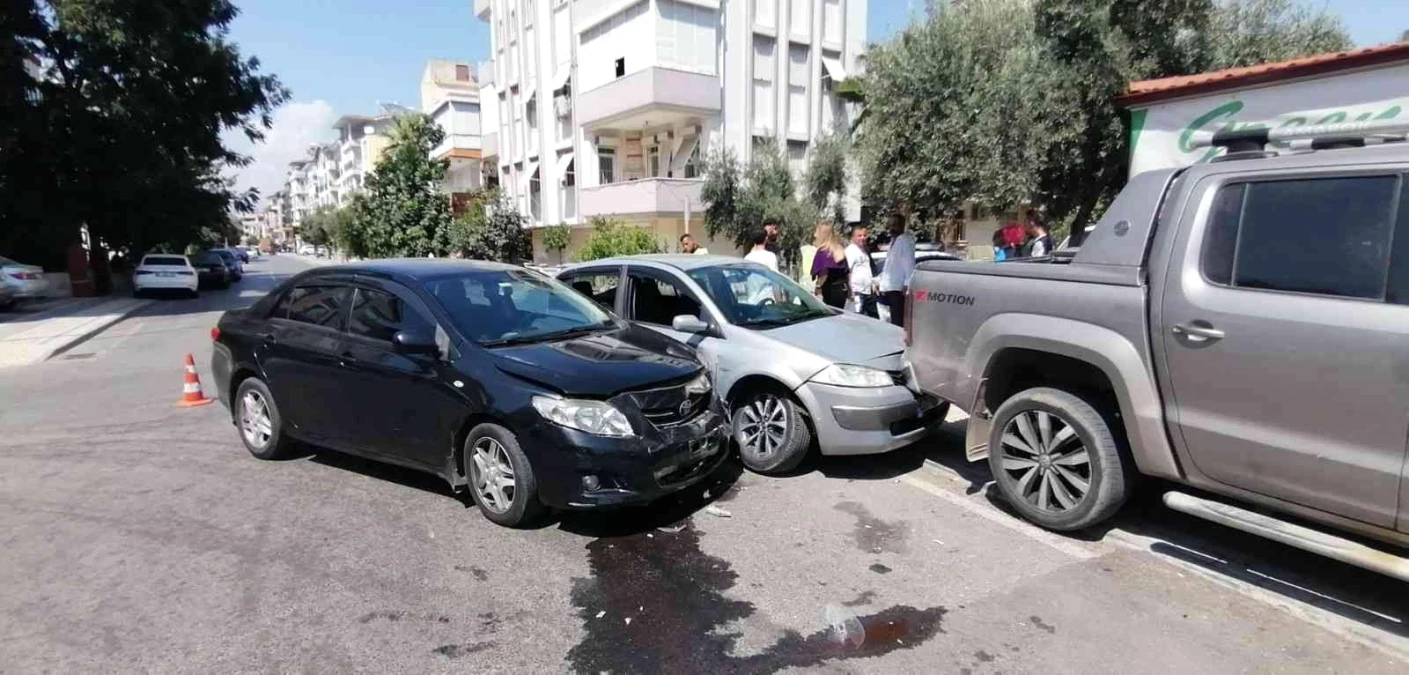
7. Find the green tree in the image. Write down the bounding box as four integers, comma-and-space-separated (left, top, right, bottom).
804, 130, 850, 226
445, 189, 532, 262
575, 217, 662, 261
701, 145, 742, 244
1, 0, 287, 270
700, 138, 816, 267
343, 114, 454, 259
1208, 0, 1351, 69
542, 223, 572, 264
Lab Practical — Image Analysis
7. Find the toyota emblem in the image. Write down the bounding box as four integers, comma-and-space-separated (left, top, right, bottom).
678, 400, 693, 417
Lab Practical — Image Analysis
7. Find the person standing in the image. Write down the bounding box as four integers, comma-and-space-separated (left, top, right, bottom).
845, 225, 878, 318
810, 223, 849, 308
743, 227, 779, 272
878, 213, 914, 327
1023, 213, 1053, 257
680, 233, 708, 255
763, 218, 781, 255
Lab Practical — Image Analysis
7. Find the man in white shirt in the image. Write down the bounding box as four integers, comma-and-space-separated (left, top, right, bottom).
743, 227, 778, 272
878, 213, 915, 327
844, 225, 878, 318
680, 233, 709, 255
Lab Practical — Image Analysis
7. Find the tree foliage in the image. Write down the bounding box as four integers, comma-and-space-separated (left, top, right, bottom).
804, 130, 850, 226
575, 218, 662, 261
700, 138, 817, 267
541, 223, 572, 264
342, 114, 453, 259
1, 0, 287, 269
446, 189, 532, 262
857, 0, 1351, 234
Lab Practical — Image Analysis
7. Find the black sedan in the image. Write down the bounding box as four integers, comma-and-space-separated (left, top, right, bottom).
208, 249, 243, 281
210, 259, 728, 527
191, 252, 231, 288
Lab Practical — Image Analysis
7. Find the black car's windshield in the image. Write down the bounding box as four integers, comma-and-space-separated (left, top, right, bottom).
424, 268, 616, 346
688, 264, 832, 328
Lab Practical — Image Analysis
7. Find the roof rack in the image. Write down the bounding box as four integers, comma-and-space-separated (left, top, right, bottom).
1189, 119, 1409, 154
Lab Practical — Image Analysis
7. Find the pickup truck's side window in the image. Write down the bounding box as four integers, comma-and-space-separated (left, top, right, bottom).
1201, 176, 1399, 300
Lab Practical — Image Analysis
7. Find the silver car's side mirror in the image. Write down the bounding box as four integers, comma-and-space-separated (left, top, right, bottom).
672, 315, 709, 334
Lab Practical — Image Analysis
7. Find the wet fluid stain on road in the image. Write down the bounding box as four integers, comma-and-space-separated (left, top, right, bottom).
834, 501, 909, 554
566, 524, 947, 674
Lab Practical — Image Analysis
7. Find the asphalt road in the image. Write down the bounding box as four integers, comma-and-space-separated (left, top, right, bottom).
1, 253, 1406, 673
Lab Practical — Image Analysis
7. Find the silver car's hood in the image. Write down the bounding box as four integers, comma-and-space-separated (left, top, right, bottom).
756, 312, 905, 369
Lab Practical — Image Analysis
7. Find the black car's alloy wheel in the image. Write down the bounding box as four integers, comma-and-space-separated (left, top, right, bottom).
235, 377, 292, 460
464, 424, 544, 528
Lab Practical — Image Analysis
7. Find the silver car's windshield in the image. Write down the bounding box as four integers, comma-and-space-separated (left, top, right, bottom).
688, 264, 833, 328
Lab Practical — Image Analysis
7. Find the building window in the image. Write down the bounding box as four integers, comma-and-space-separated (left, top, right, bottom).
526, 95, 539, 156
562, 158, 577, 220
598, 148, 616, 184
683, 141, 701, 179
647, 145, 660, 177
615, 57, 625, 78
788, 43, 809, 135
530, 168, 542, 221
823, 0, 843, 44
455, 64, 470, 81
790, 0, 810, 37
754, 0, 775, 27
657, 0, 717, 74
523, 0, 535, 27
753, 37, 775, 132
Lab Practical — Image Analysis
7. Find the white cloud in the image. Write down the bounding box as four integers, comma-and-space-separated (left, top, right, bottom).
224, 100, 337, 207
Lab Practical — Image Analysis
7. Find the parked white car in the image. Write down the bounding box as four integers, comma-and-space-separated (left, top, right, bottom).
132, 254, 199, 298
0, 255, 50, 302
298, 245, 315, 256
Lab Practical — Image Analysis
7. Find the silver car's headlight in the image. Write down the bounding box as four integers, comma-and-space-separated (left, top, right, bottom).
684, 371, 712, 396
531, 395, 635, 437
810, 363, 893, 388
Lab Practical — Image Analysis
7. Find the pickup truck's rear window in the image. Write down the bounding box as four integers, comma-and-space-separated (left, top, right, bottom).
1203, 176, 1398, 300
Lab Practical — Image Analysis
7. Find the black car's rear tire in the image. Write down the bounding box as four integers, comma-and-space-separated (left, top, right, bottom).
732, 389, 812, 475
234, 377, 293, 460
464, 423, 545, 528
987, 387, 1132, 531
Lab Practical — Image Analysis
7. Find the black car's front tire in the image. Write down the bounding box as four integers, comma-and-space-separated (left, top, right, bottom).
234, 377, 293, 460
464, 423, 545, 528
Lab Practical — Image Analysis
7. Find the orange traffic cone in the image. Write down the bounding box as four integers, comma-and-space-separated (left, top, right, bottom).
176, 353, 215, 408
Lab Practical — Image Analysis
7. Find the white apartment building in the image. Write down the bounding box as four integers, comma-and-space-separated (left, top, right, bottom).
332, 112, 397, 205
422, 59, 486, 203
475, 0, 866, 261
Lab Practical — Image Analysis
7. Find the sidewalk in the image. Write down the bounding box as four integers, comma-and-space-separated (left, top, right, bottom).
0, 297, 152, 367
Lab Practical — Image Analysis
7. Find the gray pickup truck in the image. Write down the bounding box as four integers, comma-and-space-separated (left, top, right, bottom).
905, 122, 1409, 581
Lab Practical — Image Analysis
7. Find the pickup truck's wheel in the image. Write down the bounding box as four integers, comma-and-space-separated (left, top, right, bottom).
988, 387, 1131, 531
732, 390, 811, 475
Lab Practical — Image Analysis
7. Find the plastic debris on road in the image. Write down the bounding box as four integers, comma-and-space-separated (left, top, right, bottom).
657, 523, 687, 534
703, 505, 732, 518
824, 604, 866, 648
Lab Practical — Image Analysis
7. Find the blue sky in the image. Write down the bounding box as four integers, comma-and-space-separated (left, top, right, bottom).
225, 0, 1408, 200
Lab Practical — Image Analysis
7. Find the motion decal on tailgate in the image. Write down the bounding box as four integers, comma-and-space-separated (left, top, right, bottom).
913, 290, 975, 306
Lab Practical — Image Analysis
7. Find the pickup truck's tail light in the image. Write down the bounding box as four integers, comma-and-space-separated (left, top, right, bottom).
210, 327, 221, 342
904, 291, 915, 346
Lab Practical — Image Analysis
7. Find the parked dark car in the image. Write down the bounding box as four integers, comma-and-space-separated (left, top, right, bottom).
208, 249, 243, 281
191, 252, 231, 289
210, 259, 729, 527
232, 247, 250, 263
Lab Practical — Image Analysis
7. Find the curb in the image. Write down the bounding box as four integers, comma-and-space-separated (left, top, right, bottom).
43, 299, 154, 361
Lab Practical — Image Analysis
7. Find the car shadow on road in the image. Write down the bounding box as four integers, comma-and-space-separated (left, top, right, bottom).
555, 459, 745, 539
913, 416, 1409, 641
304, 447, 477, 508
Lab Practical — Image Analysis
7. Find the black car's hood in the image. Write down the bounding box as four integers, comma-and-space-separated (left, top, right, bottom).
490, 323, 700, 397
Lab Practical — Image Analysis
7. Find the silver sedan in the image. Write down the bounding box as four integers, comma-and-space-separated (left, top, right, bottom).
558, 255, 948, 474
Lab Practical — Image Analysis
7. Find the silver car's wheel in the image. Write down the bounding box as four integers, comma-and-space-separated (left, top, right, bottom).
997, 410, 1090, 514
987, 387, 1132, 532
240, 390, 274, 449
470, 437, 516, 514
732, 389, 811, 475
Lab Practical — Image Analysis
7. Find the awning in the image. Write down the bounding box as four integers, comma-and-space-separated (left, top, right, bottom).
821, 56, 846, 81
550, 65, 571, 93
554, 152, 575, 177
524, 160, 540, 179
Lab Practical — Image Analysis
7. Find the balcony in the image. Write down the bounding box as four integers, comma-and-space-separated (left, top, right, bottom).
483, 131, 499, 159
431, 133, 483, 162
579, 178, 703, 219
577, 67, 720, 129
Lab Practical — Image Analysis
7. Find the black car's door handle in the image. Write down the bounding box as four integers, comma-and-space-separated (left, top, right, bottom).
339, 351, 359, 367
258, 333, 276, 345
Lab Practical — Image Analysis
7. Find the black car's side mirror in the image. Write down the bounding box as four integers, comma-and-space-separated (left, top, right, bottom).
393, 330, 440, 357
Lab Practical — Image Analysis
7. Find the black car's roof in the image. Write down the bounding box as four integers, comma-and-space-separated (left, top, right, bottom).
300, 258, 525, 283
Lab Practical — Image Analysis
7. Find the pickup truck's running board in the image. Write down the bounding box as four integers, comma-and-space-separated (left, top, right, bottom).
1162, 491, 1409, 583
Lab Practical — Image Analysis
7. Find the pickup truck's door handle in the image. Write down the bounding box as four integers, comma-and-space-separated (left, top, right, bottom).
1172, 322, 1225, 341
